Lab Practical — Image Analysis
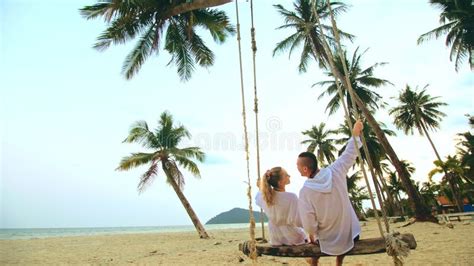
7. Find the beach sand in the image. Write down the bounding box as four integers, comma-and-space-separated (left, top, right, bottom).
1, 219, 473, 265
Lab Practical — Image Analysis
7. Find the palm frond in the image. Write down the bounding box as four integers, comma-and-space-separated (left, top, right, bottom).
174, 155, 201, 177
165, 20, 194, 81
122, 22, 161, 80
192, 8, 235, 43
188, 30, 214, 66
170, 147, 205, 162
123, 120, 160, 148
137, 161, 158, 193
417, 21, 457, 44
116, 152, 156, 171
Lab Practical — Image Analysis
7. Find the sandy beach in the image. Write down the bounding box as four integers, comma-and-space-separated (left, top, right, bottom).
1, 219, 473, 265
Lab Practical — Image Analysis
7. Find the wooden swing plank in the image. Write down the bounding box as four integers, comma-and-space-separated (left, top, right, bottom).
239, 233, 416, 257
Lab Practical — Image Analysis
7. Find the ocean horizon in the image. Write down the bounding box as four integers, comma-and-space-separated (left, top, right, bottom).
0, 223, 253, 240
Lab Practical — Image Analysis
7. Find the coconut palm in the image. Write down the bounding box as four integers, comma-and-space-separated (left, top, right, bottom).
301, 122, 337, 166
417, 0, 474, 71
273, 0, 354, 71
420, 181, 441, 209
347, 171, 369, 221
315, 47, 392, 116
387, 172, 404, 202
457, 131, 474, 182
117, 111, 209, 238
389, 85, 461, 211
386, 160, 416, 213
457, 115, 474, 182
80, 1, 235, 80
274, 0, 434, 221
390, 85, 447, 161
429, 156, 466, 212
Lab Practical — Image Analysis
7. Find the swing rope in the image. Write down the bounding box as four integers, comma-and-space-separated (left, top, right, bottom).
234, 0, 257, 260
249, 0, 266, 243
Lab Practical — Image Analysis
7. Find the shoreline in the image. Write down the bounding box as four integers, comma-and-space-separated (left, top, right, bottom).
0, 223, 252, 240
1, 220, 473, 265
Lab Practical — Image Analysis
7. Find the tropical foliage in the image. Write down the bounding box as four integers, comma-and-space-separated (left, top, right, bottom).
80, 1, 235, 80
315, 47, 392, 116
273, 0, 354, 71
418, 0, 474, 71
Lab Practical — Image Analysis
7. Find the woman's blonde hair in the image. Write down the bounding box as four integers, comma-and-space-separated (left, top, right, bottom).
260, 167, 284, 206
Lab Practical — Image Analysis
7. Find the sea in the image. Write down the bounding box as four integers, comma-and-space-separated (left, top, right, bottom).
0, 223, 252, 240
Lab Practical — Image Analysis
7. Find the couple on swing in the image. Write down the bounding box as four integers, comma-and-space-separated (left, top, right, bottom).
256, 120, 363, 266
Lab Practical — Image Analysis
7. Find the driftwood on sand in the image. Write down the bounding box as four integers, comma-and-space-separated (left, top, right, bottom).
239, 233, 417, 257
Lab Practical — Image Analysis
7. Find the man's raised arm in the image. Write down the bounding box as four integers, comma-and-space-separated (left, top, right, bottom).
329, 120, 364, 178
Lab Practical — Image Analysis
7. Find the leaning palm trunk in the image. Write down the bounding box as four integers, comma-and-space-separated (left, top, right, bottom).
162, 161, 209, 239
421, 123, 464, 212
312, 0, 435, 222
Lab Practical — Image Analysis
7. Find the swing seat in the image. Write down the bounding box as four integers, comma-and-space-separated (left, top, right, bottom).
239, 233, 416, 257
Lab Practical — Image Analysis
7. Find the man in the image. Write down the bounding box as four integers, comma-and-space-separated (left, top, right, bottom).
297, 120, 363, 266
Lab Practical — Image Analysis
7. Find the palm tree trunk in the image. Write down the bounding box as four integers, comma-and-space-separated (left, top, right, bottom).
163, 165, 210, 239
421, 123, 464, 212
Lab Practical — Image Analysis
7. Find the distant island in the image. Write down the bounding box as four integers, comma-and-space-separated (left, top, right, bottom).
206, 208, 268, 224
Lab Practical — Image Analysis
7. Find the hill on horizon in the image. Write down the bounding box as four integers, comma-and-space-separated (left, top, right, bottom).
206, 208, 268, 224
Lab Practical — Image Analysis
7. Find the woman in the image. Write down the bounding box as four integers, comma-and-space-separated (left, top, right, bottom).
256, 166, 306, 246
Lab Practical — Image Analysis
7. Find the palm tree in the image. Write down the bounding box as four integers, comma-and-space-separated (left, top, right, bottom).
429, 156, 466, 212
390, 85, 447, 161
274, 0, 434, 221
347, 171, 369, 221
315, 47, 392, 116
457, 115, 474, 182
117, 111, 209, 238
387, 171, 405, 213
301, 122, 337, 166
417, 0, 474, 71
420, 181, 441, 209
80, 1, 235, 80
386, 160, 416, 216
389, 85, 461, 212
273, 0, 354, 71
457, 131, 474, 182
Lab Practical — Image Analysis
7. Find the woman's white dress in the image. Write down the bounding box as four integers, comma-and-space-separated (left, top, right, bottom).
255, 191, 306, 246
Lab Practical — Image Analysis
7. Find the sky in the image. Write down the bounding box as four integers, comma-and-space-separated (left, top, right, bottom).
1, 0, 472, 229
